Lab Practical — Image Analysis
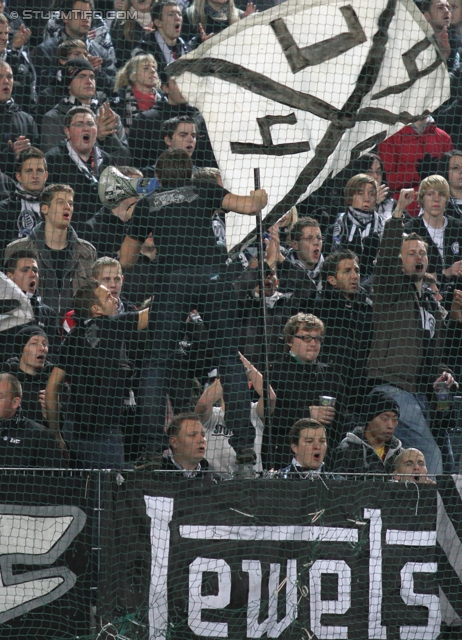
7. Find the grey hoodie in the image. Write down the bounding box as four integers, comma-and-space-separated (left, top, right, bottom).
334, 426, 402, 478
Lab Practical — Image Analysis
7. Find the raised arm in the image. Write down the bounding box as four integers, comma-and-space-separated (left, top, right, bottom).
45, 367, 67, 454
138, 307, 149, 331
374, 188, 416, 296
239, 352, 276, 417
195, 379, 223, 423
120, 235, 143, 269
222, 189, 268, 215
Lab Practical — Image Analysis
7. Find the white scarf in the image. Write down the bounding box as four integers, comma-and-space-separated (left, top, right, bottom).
66, 141, 103, 184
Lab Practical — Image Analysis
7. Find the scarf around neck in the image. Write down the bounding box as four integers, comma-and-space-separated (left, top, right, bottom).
205, 3, 230, 20
66, 141, 103, 184
346, 206, 383, 242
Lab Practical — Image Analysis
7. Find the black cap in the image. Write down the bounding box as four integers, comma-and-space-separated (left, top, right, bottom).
363, 391, 400, 424
64, 58, 94, 89
14, 325, 47, 354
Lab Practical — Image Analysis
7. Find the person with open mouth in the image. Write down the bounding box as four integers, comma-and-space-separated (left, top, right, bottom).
2, 325, 54, 427
277, 418, 328, 479
3, 181, 97, 316
367, 187, 458, 478
44, 105, 115, 234
135, 1, 191, 78
393, 448, 436, 484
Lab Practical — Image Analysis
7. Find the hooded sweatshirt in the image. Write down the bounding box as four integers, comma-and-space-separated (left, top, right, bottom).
334, 426, 402, 478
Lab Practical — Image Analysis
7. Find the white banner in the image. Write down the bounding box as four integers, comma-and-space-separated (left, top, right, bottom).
170, 0, 450, 248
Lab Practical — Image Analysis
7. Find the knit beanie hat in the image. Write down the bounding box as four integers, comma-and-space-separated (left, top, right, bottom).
14, 325, 47, 354
64, 58, 94, 89
363, 391, 400, 424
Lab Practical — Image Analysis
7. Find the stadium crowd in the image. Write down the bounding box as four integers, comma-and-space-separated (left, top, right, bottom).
0, 0, 462, 483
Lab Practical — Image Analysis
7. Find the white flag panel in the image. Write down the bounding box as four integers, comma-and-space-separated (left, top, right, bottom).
172, 0, 450, 248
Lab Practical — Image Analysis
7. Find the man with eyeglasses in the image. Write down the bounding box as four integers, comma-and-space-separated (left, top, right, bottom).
41, 58, 129, 165
45, 105, 114, 234
277, 217, 324, 299
268, 313, 346, 467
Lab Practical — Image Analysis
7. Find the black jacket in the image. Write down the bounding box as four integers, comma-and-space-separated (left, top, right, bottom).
28, 294, 61, 360
127, 98, 217, 169
45, 142, 113, 234
34, 32, 116, 96
110, 19, 146, 67
4, 47, 37, 115
269, 354, 347, 463
112, 87, 163, 133
41, 93, 131, 165
160, 453, 211, 478
334, 426, 402, 478
0, 409, 64, 467
234, 266, 300, 372
134, 32, 191, 78
445, 197, 462, 220
313, 286, 374, 410
326, 209, 384, 278
83, 207, 129, 258
0, 191, 42, 258
2, 359, 52, 425
0, 170, 13, 199
121, 254, 158, 307
404, 215, 462, 280
0, 99, 38, 176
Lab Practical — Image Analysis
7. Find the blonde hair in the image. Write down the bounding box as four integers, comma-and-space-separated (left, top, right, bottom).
187, 0, 240, 28
114, 54, 157, 91
418, 174, 450, 205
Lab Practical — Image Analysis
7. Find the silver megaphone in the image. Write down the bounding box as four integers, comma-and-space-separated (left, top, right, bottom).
98, 166, 160, 208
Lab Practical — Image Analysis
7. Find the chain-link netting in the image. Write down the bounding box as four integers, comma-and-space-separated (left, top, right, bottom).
0, 0, 462, 636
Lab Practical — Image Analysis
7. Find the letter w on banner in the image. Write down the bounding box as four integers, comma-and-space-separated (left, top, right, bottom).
169, 0, 449, 249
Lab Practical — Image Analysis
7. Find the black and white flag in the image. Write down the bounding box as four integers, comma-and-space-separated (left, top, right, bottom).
99, 478, 440, 640
0, 473, 91, 639
170, 0, 450, 248
437, 475, 462, 628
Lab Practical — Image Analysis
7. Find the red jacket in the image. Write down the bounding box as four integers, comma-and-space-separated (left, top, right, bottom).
378, 122, 453, 216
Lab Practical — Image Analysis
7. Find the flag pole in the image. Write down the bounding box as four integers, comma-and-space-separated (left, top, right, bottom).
254, 168, 274, 469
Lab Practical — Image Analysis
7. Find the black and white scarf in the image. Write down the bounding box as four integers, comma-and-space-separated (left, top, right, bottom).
333, 206, 384, 245
14, 186, 41, 238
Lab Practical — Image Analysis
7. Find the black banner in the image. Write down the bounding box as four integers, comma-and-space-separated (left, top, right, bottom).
99, 477, 439, 640
0, 471, 91, 639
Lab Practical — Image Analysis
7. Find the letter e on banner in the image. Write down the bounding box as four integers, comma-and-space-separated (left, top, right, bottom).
309, 559, 351, 639
188, 557, 231, 637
